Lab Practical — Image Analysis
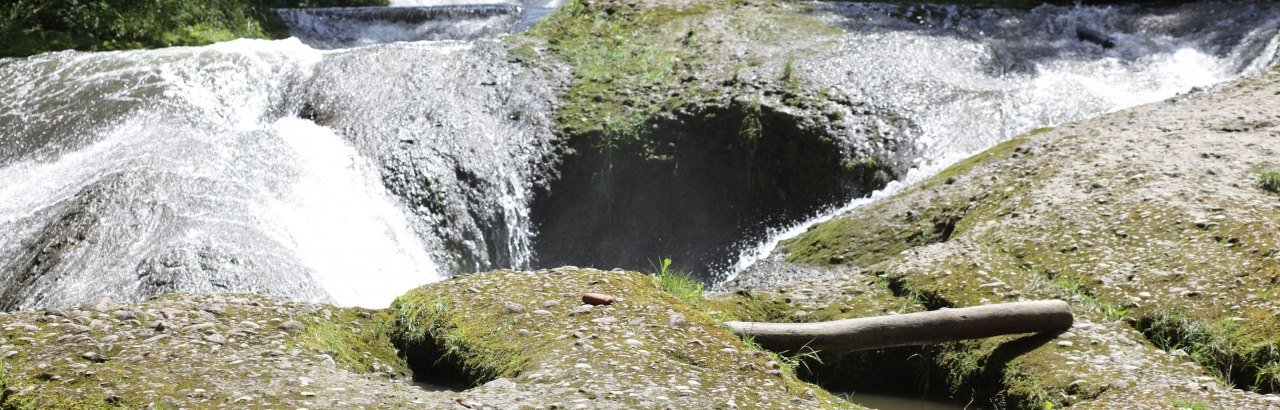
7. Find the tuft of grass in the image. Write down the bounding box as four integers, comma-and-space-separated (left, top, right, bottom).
738, 334, 822, 377
1260, 171, 1280, 193
1172, 400, 1210, 410
1136, 310, 1280, 393
599, 113, 651, 155
651, 257, 703, 305
781, 57, 794, 82
739, 101, 763, 142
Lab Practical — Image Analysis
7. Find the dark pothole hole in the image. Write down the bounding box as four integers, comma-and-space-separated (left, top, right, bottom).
530, 100, 896, 280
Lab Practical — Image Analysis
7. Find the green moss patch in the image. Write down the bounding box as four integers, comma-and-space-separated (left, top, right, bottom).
388, 267, 849, 406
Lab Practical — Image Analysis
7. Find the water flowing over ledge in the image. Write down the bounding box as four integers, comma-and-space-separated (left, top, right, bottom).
719, 0, 1280, 284
276, 5, 530, 49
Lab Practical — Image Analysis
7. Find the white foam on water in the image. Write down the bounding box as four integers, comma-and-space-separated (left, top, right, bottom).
263, 117, 442, 308
721, 13, 1280, 283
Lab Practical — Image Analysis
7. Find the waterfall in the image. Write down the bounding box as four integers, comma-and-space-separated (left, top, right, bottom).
276, 5, 527, 49
0, 19, 561, 308
721, 1, 1280, 282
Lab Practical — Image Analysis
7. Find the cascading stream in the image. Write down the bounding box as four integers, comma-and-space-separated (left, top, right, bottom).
0, 5, 563, 308
723, 1, 1280, 282
0, 40, 451, 309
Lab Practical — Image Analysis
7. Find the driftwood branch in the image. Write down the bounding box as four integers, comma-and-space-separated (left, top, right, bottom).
725, 300, 1073, 356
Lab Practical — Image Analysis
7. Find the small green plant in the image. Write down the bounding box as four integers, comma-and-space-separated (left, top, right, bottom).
1260, 171, 1280, 193
598, 113, 650, 155
1172, 400, 1210, 410
739, 101, 763, 142
651, 257, 703, 305
739, 334, 822, 377
776, 343, 823, 376
781, 57, 794, 82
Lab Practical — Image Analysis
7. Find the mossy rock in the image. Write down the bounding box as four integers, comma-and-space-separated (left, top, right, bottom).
759, 66, 1280, 407
0, 293, 425, 409
388, 267, 851, 408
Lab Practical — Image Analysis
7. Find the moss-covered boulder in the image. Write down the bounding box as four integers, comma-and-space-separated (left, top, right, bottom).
388, 267, 848, 408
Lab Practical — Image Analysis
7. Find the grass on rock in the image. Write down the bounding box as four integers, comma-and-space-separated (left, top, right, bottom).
1260, 170, 1280, 193
651, 257, 703, 306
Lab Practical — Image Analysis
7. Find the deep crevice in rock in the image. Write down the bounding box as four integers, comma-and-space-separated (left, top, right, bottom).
531, 100, 894, 279
1131, 313, 1280, 394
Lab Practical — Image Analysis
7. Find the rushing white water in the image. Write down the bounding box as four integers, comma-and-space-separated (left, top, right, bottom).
392, 0, 562, 7
0, 39, 446, 308
263, 117, 439, 307
721, 1, 1280, 282
0, 1, 564, 308
277, 5, 527, 49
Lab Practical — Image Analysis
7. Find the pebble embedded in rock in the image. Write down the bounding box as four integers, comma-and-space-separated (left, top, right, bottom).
504, 302, 526, 313
582, 293, 616, 306
203, 333, 227, 345
668, 313, 687, 328
81, 352, 108, 363
81, 297, 117, 313
1057, 341, 1074, 348
278, 320, 306, 333
201, 304, 227, 316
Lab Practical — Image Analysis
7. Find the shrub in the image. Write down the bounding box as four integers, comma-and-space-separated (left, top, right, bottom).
0, 0, 389, 57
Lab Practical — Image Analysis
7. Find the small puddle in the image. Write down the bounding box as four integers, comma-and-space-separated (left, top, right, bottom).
840, 393, 965, 410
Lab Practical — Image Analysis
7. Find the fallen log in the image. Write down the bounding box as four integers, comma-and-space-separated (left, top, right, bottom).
725, 300, 1072, 356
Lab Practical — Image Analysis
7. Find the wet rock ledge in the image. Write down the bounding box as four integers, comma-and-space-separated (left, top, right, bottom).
0, 268, 841, 408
